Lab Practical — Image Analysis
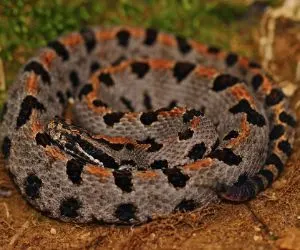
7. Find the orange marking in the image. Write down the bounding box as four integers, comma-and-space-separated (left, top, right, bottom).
261, 77, 273, 94
159, 107, 186, 118
149, 59, 174, 70
225, 116, 250, 148
124, 112, 139, 121
230, 85, 255, 105
26, 73, 39, 95
126, 27, 144, 38
96, 30, 116, 41
191, 117, 201, 129
183, 158, 213, 171
30, 111, 44, 135
158, 33, 176, 47
195, 66, 218, 78
92, 134, 136, 145
135, 170, 158, 180
60, 33, 83, 47
45, 146, 68, 161
85, 165, 112, 180
190, 41, 207, 54
238, 56, 249, 68
40, 50, 56, 69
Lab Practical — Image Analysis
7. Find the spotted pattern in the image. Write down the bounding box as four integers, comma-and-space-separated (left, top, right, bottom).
0, 26, 295, 225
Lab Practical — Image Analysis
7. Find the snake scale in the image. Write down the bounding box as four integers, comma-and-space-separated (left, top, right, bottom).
0, 26, 296, 224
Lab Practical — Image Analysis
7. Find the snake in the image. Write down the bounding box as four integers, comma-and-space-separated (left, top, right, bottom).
0, 26, 296, 224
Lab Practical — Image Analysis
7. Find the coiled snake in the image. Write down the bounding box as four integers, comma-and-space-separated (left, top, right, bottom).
0, 27, 296, 224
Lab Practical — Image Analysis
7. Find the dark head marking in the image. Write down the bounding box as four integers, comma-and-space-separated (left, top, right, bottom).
78, 84, 93, 100
120, 96, 134, 112
16, 95, 46, 129
116, 30, 130, 47
115, 203, 137, 222
80, 27, 96, 53
24, 61, 51, 85
225, 53, 238, 67
0, 102, 7, 122
175, 199, 197, 212
176, 36, 191, 54
35, 132, 52, 147
143, 92, 152, 110
69, 71, 80, 88
98, 73, 115, 87
163, 168, 190, 188
140, 111, 158, 125
173, 62, 195, 82
248, 61, 261, 68
187, 143, 206, 161
131, 62, 150, 78
265, 88, 285, 106
103, 112, 124, 126
210, 148, 242, 166
90, 61, 101, 73
207, 46, 221, 54
48, 40, 69, 61
229, 99, 266, 127
24, 174, 42, 199
56, 91, 66, 105
212, 74, 239, 91
113, 169, 133, 193
144, 28, 158, 46
66, 159, 84, 184
150, 160, 168, 169
2, 136, 11, 159
92, 99, 108, 108
60, 197, 81, 218
251, 74, 264, 91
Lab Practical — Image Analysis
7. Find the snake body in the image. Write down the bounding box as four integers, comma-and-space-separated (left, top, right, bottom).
0, 26, 296, 224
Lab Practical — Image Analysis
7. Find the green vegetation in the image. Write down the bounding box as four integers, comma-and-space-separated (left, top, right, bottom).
0, 0, 282, 107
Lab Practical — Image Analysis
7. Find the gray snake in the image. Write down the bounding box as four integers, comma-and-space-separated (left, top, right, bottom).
0, 26, 296, 224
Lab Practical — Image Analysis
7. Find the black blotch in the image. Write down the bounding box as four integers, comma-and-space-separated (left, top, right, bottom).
176, 36, 191, 54
120, 96, 135, 112
96, 138, 124, 151
207, 46, 221, 54
35, 132, 52, 147
144, 28, 158, 45
150, 160, 168, 169
259, 169, 274, 184
120, 160, 136, 167
66, 159, 84, 184
66, 89, 73, 99
2, 136, 11, 159
175, 199, 197, 212
92, 99, 108, 107
182, 109, 203, 123
178, 128, 194, 140
60, 197, 81, 218
103, 112, 124, 126
278, 140, 292, 156
24, 61, 51, 85
248, 61, 261, 68
168, 100, 178, 110
163, 168, 190, 188
265, 88, 285, 106
143, 92, 152, 110
80, 27, 96, 53
265, 153, 284, 174
90, 61, 101, 73
210, 148, 242, 166
16, 95, 46, 129
223, 130, 239, 140
24, 174, 42, 199
173, 62, 196, 82
113, 169, 133, 193
251, 175, 265, 192
115, 203, 137, 222
138, 137, 163, 152
140, 111, 158, 125
98, 73, 115, 87
78, 84, 93, 100
131, 62, 150, 78
212, 74, 239, 91
48, 40, 69, 61
229, 99, 266, 127
251, 74, 264, 91
188, 143, 206, 160
225, 53, 238, 66
69, 71, 80, 88
211, 138, 220, 152
112, 56, 127, 66
56, 91, 65, 105
0, 102, 7, 122
125, 143, 135, 151
269, 124, 285, 140
116, 30, 130, 47
279, 111, 296, 128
